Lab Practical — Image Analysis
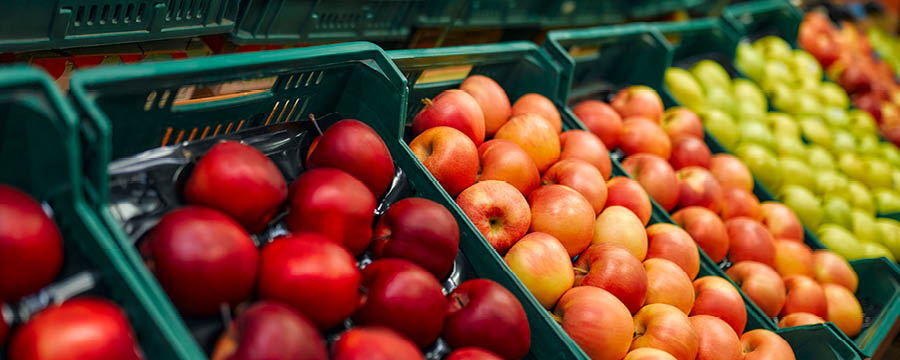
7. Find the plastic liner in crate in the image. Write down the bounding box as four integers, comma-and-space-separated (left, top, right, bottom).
68, 41, 570, 359
0, 0, 238, 53
231, 0, 425, 45
0, 66, 203, 359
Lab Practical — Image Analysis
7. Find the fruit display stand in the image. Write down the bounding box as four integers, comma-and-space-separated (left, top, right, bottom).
0, 0, 238, 53
0, 66, 203, 359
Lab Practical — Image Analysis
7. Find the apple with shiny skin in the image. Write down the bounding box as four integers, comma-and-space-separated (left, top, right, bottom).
371, 197, 459, 279
691, 276, 748, 335
307, 119, 395, 198
0, 185, 63, 302
443, 279, 531, 360
456, 180, 531, 255
575, 243, 648, 314
631, 303, 699, 360
529, 184, 595, 257
332, 327, 423, 360
621, 153, 680, 211
504, 232, 574, 309
211, 301, 327, 360
553, 286, 633, 360
572, 100, 622, 149
690, 315, 742, 360
410, 126, 479, 197
412, 89, 485, 146
559, 130, 613, 179
477, 139, 540, 197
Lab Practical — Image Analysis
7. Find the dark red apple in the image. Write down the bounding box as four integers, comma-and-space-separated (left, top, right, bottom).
285, 168, 376, 255
444, 279, 530, 359
446, 347, 503, 360
332, 327, 423, 360
1, 301, 8, 346
143, 206, 258, 316
211, 301, 327, 360
371, 197, 459, 279
307, 119, 395, 197
0, 185, 63, 301
669, 136, 712, 170
184, 141, 287, 233
258, 233, 360, 330
725, 217, 776, 267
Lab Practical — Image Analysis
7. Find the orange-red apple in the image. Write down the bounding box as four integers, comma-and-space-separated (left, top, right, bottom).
662, 107, 704, 140
504, 232, 574, 309
781, 275, 827, 318
529, 185, 595, 257
823, 283, 863, 337
621, 153, 680, 211
460, 75, 510, 137
691, 276, 748, 335
672, 206, 730, 263
726, 261, 786, 318
592, 205, 648, 260
720, 186, 762, 220
553, 286, 634, 360
332, 327, 423, 360
494, 113, 561, 172
542, 159, 608, 214
774, 239, 814, 278
760, 202, 805, 242
413, 89, 485, 146
690, 315, 742, 360
669, 136, 712, 170
778, 312, 825, 328
813, 250, 859, 292
709, 154, 754, 193
741, 329, 795, 360
619, 117, 672, 159
410, 126, 479, 197
573, 100, 622, 149
478, 139, 540, 196
559, 130, 613, 179
575, 243, 648, 313
606, 176, 653, 226
612, 86, 664, 123
643, 258, 695, 314
646, 223, 700, 279
676, 166, 723, 213
726, 217, 775, 267
511, 93, 562, 133
631, 303, 699, 360
624, 348, 677, 360
456, 180, 531, 254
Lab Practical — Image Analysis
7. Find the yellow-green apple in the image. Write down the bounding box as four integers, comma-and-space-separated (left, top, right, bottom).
665, 67, 705, 110
671, 206, 729, 263
529, 184, 595, 257
592, 205, 648, 260
851, 208, 882, 244
646, 223, 700, 279
511, 93, 562, 133
823, 283, 863, 337
353, 259, 447, 347
306, 119, 395, 198
445, 347, 503, 360
676, 167, 723, 213
773, 239, 814, 278
410, 126, 479, 197
211, 301, 328, 360
620, 117, 672, 159
456, 180, 531, 254
760, 202, 805, 242
691, 60, 731, 91
606, 176, 653, 225
643, 258, 695, 314
781, 275, 827, 318
740, 329, 795, 360
621, 153, 680, 211
631, 303, 699, 360
778, 312, 825, 328
709, 154, 754, 192
735, 143, 782, 191
504, 232, 574, 309
726, 261, 786, 318
553, 286, 633, 360
690, 315, 743, 360
813, 250, 859, 292
443, 279, 530, 359
624, 348, 678, 360
460, 75, 510, 137
559, 130, 613, 179
371, 197, 460, 279
662, 107, 704, 140
413, 89, 485, 146
542, 159, 608, 214
494, 113, 560, 172
573, 100, 622, 149
332, 327, 423, 360
477, 139, 540, 196
701, 110, 739, 151
691, 276, 748, 335
669, 136, 712, 170
575, 243, 648, 313
720, 186, 762, 220
726, 217, 775, 267
612, 86, 665, 123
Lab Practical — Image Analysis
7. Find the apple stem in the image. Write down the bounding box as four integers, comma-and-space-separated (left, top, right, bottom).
309, 114, 324, 136
421, 98, 434, 107
456, 296, 465, 308
573, 267, 588, 274
548, 312, 563, 324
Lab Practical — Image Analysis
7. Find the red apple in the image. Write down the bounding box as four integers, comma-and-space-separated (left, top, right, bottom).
494, 113, 561, 172
529, 184, 595, 257
460, 75, 510, 137
778, 312, 825, 328
443, 279, 530, 360
691, 276, 748, 335
774, 239, 814, 278
143, 206, 258, 316
813, 250, 859, 292
741, 329, 795, 360
593, 205, 648, 260
669, 136, 712, 170
709, 154, 754, 193
445, 347, 503, 360
643, 258, 695, 314
605, 176, 653, 226
413, 89, 485, 146
619, 117, 672, 159
511, 93, 562, 133
257, 233, 360, 330
671, 206, 730, 263
662, 107, 704, 140
823, 283, 863, 338
726, 261, 786, 318
553, 286, 633, 360
726, 217, 775, 267
676, 167, 723, 213
478, 139, 540, 196
332, 327, 423, 360
211, 301, 327, 360
690, 315, 742, 360
612, 86, 664, 123
8, 298, 142, 360
631, 303, 699, 360
574, 243, 648, 313
624, 348, 677, 360
456, 180, 531, 255
409, 126, 479, 197
621, 153, 680, 211
559, 129, 613, 179
760, 202, 805, 242
185, 141, 287, 233
573, 100, 622, 149
0, 301, 7, 345
646, 223, 700, 279
307, 119, 395, 197
504, 232, 574, 309
781, 275, 827, 318
371, 197, 459, 279
542, 159, 608, 214
720, 186, 762, 220
353, 259, 447, 347
0, 185, 63, 301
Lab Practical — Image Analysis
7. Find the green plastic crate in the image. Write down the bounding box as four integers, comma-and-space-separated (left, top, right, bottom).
0, 66, 203, 359
417, 0, 543, 28
541, 1, 626, 28
0, 0, 237, 53
231, 0, 425, 45
721, 0, 803, 48
626, 0, 707, 19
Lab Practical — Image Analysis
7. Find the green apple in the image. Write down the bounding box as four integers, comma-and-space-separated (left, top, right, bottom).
859, 241, 896, 261
807, 145, 836, 170
775, 136, 807, 158
735, 101, 767, 119
831, 129, 856, 154
863, 156, 894, 189
877, 218, 900, 260
793, 90, 823, 116
733, 78, 767, 109
820, 81, 850, 109
770, 83, 797, 111
762, 61, 795, 91
779, 156, 817, 190
770, 112, 800, 138
701, 109, 740, 151
739, 119, 775, 149
848, 180, 877, 215
705, 86, 735, 114
852, 208, 883, 243
894, 168, 900, 192
790, 49, 823, 82
800, 116, 833, 149
737, 143, 783, 191
876, 188, 900, 214
821, 195, 854, 229
816, 170, 850, 198
822, 107, 851, 129
665, 67, 705, 110
736, 42, 766, 81
818, 224, 862, 260
780, 184, 823, 230
691, 60, 732, 92
755, 36, 794, 63
882, 143, 900, 167
838, 152, 866, 183
856, 134, 880, 157
849, 109, 878, 136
